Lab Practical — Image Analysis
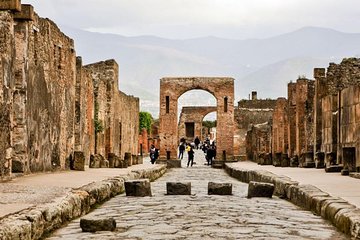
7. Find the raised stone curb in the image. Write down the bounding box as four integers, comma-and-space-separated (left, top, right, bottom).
0, 165, 167, 240
225, 163, 360, 239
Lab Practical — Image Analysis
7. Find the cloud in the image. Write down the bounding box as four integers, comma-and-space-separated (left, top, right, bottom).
23, 0, 360, 39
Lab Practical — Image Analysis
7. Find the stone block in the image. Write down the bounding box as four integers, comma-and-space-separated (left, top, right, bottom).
167, 159, 181, 168
341, 169, 350, 176
349, 172, 360, 179
125, 179, 152, 197
325, 165, 343, 173
11, 159, 24, 173
212, 160, 224, 168
208, 182, 232, 195
0, 0, 21, 11
137, 155, 143, 164
72, 151, 85, 171
89, 154, 108, 168
315, 152, 325, 168
108, 153, 118, 168
247, 181, 274, 198
124, 152, 132, 166
290, 156, 299, 167
80, 218, 116, 232
280, 154, 289, 167
166, 182, 191, 195
13, 4, 34, 20
132, 154, 137, 165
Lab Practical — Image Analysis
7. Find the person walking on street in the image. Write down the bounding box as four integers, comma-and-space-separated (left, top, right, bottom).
187, 145, 195, 167
194, 136, 200, 149
149, 145, 156, 164
178, 142, 185, 159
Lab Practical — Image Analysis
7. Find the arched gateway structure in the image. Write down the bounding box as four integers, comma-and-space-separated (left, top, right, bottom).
178, 106, 217, 142
159, 77, 234, 166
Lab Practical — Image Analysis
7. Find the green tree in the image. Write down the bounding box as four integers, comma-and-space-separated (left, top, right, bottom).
139, 111, 153, 133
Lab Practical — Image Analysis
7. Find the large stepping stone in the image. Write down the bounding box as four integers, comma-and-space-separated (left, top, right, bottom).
247, 181, 274, 198
125, 179, 152, 197
166, 182, 191, 195
80, 218, 116, 232
208, 182, 232, 195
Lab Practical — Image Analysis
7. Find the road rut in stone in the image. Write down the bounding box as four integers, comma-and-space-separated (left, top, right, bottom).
49, 151, 347, 239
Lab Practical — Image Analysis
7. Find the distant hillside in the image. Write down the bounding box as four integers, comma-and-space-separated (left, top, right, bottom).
61, 26, 360, 117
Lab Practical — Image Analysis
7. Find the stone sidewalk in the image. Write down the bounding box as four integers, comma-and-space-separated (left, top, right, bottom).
229, 161, 360, 208
0, 160, 166, 239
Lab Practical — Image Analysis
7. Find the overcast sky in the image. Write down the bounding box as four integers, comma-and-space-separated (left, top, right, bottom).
23, 0, 360, 39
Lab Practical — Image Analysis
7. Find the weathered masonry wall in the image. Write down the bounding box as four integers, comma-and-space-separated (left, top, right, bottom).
83, 60, 139, 161
234, 95, 275, 160
178, 106, 217, 142
246, 58, 360, 172
246, 122, 271, 164
314, 58, 360, 170
271, 98, 288, 163
0, 2, 140, 180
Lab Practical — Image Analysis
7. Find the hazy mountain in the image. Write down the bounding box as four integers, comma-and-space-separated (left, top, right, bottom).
61, 26, 360, 117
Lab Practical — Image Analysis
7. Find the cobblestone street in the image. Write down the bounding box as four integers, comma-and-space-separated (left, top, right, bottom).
49, 151, 346, 239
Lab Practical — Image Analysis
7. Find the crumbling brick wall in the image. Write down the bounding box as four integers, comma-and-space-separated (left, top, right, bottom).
0, 11, 15, 180
0, 2, 140, 179
84, 60, 139, 160
314, 58, 360, 166
246, 122, 271, 163
235, 97, 275, 160
272, 98, 288, 157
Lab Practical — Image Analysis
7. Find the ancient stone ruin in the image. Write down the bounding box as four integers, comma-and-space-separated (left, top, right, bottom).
0, 1, 140, 181
159, 77, 234, 164
245, 58, 360, 174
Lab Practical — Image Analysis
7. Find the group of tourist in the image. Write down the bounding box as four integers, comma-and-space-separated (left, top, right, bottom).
149, 137, 216, 167
178, 137, 216, 167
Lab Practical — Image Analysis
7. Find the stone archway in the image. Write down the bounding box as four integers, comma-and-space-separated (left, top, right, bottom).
159, 77, 234, 164
178, 106, 217, 142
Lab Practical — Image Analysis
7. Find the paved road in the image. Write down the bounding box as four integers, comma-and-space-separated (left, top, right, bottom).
49, 150, 346, 239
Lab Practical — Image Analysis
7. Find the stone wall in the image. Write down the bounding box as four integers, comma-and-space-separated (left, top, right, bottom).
271, 98, 288, 158
83, 60, 139, 161
246, 122, 271, 164
314, 58, 360, 169
0, 2, 140, 180
234, 95, 275, 160
0, 10, 15, 180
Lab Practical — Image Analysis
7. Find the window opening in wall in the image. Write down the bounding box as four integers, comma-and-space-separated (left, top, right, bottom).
185, 122, 195, 138
166, 96, 170, 113
224, 97, 228, 112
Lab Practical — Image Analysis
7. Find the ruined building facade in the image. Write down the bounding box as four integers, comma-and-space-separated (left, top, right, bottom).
235, 93, 276, 160
0, 1, 139, 180
247, 58, 360, 173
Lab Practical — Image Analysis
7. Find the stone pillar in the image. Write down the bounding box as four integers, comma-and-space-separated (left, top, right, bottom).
0, 11, 15, 180
313, 68, 326, 156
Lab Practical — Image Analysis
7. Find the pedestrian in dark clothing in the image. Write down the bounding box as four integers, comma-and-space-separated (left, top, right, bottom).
187, 145, 194, 167
206, 146, 215, 166
194, 136, 200, 149
178, 142, 185, 159
150, 145, 156, 164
